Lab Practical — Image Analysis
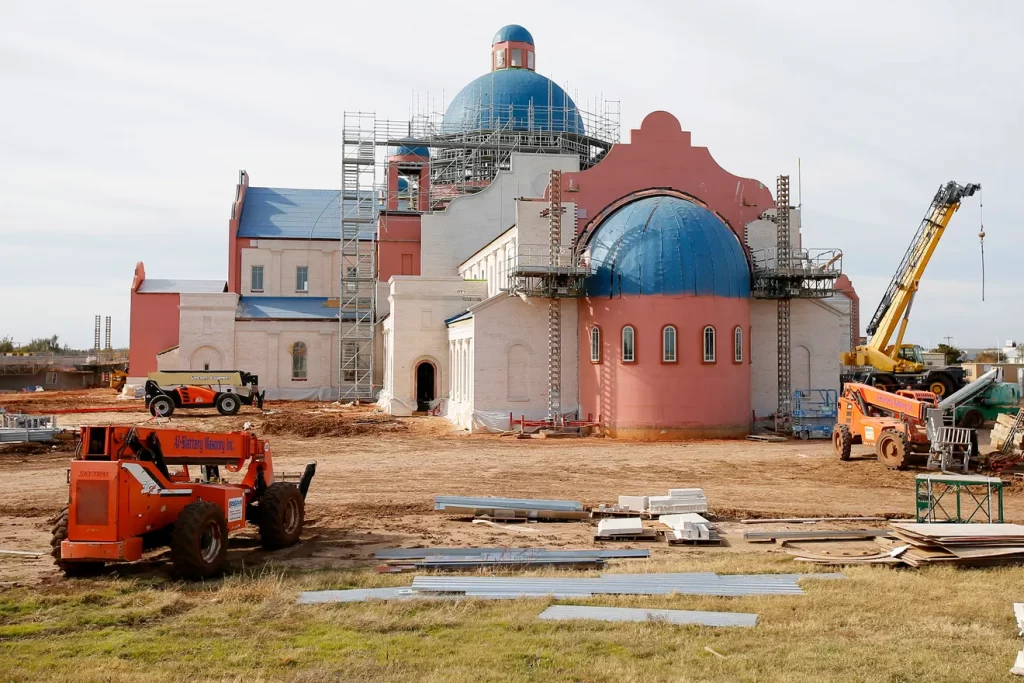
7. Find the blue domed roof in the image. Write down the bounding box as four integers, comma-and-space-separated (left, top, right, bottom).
441, 70, 585, 135
585, 195, 750, 298
492, 25, 533, 45
388, 137, 429, 158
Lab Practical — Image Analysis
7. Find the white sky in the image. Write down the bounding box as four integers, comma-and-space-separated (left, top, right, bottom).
1, 0, 1021, 350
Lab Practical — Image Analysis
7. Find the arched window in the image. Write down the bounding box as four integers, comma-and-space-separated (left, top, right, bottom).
590, 327, 601, 363
734, 326, 744, 363
292, 342, 307, 379
662, 326, 677, 363
703, 326, 716, 363
621, 326, 635, 363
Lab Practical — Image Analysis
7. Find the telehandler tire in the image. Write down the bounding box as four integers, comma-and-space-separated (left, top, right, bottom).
833, 424, 852, 461
171, 501, 228, 579
50, 507, 105, 578
258, 483, 304, 550
149, 395, 175, 417
216, 392, 241, 416
876, 429, 910, 470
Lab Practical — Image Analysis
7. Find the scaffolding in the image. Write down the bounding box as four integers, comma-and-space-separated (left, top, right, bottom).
751, 176, 843, 434
547, 170, 563, 422
339, 112, 377, 400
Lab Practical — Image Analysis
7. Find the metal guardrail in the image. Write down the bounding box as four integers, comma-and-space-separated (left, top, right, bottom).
751, 247, 843, 276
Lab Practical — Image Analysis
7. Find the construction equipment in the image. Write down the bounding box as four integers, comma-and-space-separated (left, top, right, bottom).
145, 370, 264, 417
792, 389, 838, 440
840, 181, 981, 397
834, 382, 938, 469
836, 369, 999, 471
109, 370, 127, 392
954, 381, 1021, 429
51, 425, 315, 578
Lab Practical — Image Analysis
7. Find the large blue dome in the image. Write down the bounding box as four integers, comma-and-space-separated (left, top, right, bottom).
441, 69, 586, 135
585, 195, 750, 298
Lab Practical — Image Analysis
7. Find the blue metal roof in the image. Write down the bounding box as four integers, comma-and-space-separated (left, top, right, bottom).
584, 195, 750, 298
236, 297, 341, 320
441, 69, 585, 135
138, 279, 226, 294
492, 25, 534, 45
237, 187, 376, 240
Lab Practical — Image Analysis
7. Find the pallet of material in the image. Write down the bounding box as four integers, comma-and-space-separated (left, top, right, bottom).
744, 529, 892, 543
375, 548, 651, 560
992, 413, 1024, 451
791, 522, 1024, 567
434, 495, 588, 521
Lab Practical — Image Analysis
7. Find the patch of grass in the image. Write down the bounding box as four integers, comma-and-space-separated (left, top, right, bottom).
0, 555, 1021, 682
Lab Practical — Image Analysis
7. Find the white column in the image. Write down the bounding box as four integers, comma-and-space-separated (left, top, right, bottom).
468, 338, 474, 406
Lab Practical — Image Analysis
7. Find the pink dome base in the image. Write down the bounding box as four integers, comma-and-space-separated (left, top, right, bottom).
580, 294, 751, 440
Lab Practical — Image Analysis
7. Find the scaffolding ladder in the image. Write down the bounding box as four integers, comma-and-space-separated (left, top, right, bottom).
547, 169, 562, 422
775, 175, 792, 433
340, 112, 377, 401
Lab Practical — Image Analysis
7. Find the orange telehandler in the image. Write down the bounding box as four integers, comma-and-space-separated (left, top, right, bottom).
833, 382, 939, 469
51, 425, 315, 578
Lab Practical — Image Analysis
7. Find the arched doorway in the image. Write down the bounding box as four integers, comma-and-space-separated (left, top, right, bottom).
416, 361, 435, 411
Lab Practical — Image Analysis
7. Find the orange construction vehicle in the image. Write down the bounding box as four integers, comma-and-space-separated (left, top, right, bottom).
51, 425, 315, 578
832, 382, 938, 469
145, 370, 265, 417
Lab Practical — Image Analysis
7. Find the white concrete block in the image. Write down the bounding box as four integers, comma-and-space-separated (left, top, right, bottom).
659, 513, 711, 528
597, 518, 644, 536
668, 488, 705, 498
617, 495, 649, 512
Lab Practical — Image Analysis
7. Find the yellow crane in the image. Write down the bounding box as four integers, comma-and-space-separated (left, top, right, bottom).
841, 180, 980, 397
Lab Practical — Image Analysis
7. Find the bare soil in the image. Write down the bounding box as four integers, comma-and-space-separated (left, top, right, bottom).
2, 388, 1022, 585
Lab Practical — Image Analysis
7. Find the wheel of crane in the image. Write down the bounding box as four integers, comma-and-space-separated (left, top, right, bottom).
869, 374, 898, 393
216, 392, 241, 416
876, 429, 910, 470
257, 483, 305, 550
149, 395, 175, 418
833, 424, 852, 461
50, 507, 105, 578
927, 373, 955, 399
171, 501, 228, 579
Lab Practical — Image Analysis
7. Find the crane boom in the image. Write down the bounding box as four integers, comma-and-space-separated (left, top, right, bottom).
842, 180, 979, 375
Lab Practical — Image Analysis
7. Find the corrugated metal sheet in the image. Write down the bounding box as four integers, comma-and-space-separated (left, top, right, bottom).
434, 496, 583, 512
138, 279, 227, 294
376, 548, 650, 560
297, 587, 414, 603
410, 575, 808, 597
0, 428, 59, 443
537, 605, 757, 627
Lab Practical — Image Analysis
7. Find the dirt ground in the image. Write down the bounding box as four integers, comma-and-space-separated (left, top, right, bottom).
2, 388, 1021, 586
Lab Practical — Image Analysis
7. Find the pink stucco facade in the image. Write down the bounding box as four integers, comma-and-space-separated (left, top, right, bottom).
564, 111, 775, 243
128, 262, 180, 377
377, 212, 422, 280
580, 295, 751, 439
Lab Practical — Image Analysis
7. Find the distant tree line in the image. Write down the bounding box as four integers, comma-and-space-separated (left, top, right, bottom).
0, 335, 125, 355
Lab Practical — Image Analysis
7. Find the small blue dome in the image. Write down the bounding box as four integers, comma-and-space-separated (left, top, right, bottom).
492, 25, 533, 45
388, 137, 429, 158
442, 70, 585, 135
585, 195, 750, 298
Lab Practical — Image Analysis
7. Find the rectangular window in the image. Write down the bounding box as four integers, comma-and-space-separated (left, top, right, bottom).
510, 48, 522, 67
296, 265, 309, 292
496, 49, 506, 68
251, 265, 264, 292
45, 371, 57, 385
527, 51, 535, 70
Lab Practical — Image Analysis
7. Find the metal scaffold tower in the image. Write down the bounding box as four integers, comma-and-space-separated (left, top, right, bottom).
547, 169, 563, 422
340, 112, 377, 401
775, 175, 792, 433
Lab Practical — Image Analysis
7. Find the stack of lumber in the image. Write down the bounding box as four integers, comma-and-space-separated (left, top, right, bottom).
791, 522, 1024, 567
434, 496, 589, 521
992, 412, 1024, 452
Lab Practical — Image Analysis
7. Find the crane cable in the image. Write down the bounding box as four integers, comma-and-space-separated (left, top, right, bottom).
979, 187, 986, 302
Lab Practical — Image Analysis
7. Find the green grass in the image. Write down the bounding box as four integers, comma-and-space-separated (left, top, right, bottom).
0, 554, 1021, 682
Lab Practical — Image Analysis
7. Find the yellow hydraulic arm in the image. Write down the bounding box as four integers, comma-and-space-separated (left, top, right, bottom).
841, 181, 980, 373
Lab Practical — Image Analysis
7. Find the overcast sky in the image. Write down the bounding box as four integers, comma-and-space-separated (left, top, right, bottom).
1, 0, 1021, 350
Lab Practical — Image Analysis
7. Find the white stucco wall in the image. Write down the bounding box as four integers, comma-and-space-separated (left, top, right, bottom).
458, 227, 517, 297
420, 153, 579, 278
233, 320, 340, 400
380, 277, 487, 416
240, 239, 342, 297
445, 318, 475, 429
177, 293, 239, 372
750, 298, 844, 417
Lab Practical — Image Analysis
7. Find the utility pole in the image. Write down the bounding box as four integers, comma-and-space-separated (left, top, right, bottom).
943, 336, 954, 347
